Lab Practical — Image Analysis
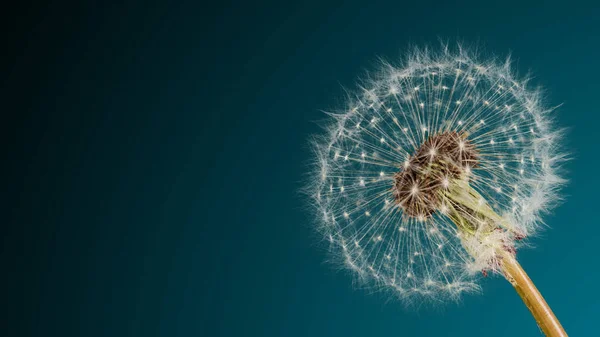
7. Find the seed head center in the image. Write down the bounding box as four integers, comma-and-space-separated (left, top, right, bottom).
393, 131, 479, 218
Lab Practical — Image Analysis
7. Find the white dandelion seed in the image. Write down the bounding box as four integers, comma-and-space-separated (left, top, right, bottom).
305, 45, 567, 335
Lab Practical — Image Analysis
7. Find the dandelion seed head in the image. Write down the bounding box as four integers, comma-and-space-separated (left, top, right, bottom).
305, 44, 565, 305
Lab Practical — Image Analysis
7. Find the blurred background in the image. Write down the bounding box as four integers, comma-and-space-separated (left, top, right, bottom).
3, 1, 599, 336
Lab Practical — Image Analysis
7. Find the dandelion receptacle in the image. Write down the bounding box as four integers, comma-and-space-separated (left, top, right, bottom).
306, 45, 567, 336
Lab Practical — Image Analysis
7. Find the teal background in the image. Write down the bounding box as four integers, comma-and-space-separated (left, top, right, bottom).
3, 1, 599, 336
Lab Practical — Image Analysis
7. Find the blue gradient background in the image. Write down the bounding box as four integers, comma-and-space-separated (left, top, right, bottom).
4, 1, 599, 336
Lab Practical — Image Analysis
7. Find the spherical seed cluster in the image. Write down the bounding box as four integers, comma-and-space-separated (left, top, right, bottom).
393, 131, 479, 218
306, 45, 565, 304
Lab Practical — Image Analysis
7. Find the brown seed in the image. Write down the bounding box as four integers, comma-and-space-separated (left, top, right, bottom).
393, 131, 479, 218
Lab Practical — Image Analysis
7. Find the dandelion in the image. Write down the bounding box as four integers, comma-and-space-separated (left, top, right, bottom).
306, 45, 567, 336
